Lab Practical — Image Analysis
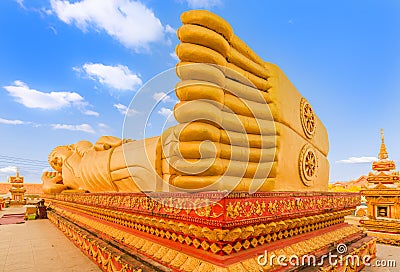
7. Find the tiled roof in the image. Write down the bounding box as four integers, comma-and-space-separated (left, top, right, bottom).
0, 183, 43, 195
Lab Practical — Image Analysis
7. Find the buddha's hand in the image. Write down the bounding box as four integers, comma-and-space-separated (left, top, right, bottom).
41, 171, 63, 184
42, 171, 68, 194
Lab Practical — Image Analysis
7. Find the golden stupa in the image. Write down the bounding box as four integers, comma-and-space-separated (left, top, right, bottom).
8, 169, 26, 204
367, 129, 399, 183
361, 129, 400, 246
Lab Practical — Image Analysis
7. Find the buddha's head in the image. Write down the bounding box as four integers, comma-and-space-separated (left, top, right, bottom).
48, 145, 73, 172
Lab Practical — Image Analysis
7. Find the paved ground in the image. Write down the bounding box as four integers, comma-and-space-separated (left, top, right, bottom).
1, 206, 399, 271
363, 244, 400, 272
0, 207, 101, 272
0, 206, 26, 217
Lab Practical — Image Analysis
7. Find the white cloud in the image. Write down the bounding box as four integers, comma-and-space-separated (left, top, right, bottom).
158, 107, 175, 122
165, 25, 176, 34
98, 123, 109, 129
0, 117, 30, 125
113, 103, 138, 116
14, 1, 53, 16
169, 51, 179, 61
77, 63, 142, 91
51, 123, 95, 133
50, 0, 166, 51
3, 80, 86, 110
184, 0, 222, 8
336, 156, 378, 164
1, 118, 98, 134
42, 8, 53, 15
48, 26, 58, 35
0, 166, 18, 173
98, 123, 111, 134
153, 92, 175, 103
83, 110, 99, 116
15, 0, 26, 9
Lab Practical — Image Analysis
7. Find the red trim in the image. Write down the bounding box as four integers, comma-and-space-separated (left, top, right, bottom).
45, 191, 360, 229
54, 203, 355, 267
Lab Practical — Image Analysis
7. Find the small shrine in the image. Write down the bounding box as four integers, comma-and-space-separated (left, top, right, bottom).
8, 169, 26, 205
360, 129, 400, 245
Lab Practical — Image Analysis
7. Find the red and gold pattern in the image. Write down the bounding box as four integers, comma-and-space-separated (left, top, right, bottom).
48, 198, 354, 256
372, 161, 396, 172
45, 192, 375, 271
48, 209, 375, 272
45, 191, 359, 228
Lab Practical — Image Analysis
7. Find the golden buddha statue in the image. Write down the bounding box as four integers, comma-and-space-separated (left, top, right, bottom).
43, 10, 329, 194
42, 136, 161, 194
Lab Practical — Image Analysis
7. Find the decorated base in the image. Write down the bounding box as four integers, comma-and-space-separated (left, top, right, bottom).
361, 219, 400, 247
10, 200, 26, 205
360, 184, 400, 247
45, 192, 376, 271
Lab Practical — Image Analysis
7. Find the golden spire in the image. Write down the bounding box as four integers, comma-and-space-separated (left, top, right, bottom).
378, 128, 388, 160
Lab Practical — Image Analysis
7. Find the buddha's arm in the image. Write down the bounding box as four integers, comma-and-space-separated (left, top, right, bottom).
109, 137, 161, 192
94, 135, 123, 151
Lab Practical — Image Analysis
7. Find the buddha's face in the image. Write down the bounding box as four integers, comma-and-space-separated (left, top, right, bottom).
48, 146, 73, 172
50, 154, 63, 172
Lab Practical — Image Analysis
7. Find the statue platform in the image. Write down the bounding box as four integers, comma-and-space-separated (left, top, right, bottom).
45, 191, 376, 271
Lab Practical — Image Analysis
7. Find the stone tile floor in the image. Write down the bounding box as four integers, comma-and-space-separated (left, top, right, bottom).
363, 244, 400, 272
0, 207, 101, 272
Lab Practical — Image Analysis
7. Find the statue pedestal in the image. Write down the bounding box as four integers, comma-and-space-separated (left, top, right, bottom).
45, 192, 376, 271
10, 200, 26, 206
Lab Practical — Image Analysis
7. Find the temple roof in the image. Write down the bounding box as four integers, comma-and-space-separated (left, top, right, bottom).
378, 128, 389, 160
367, 129, 399, 185
7, 168, 25, 184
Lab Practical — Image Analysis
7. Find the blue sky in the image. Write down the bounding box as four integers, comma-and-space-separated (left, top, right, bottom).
0, 0, 399, 184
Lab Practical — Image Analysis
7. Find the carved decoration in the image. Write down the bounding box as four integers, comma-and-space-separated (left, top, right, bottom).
48, 210, 376, 271
300, 98, 316, 138
45, 192, 360, 230
299, 144, 318, 186
47, 199, 353, 255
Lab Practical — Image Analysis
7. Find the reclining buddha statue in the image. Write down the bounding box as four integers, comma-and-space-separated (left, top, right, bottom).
42, 136, 161, 194
43, 10, 329, 194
